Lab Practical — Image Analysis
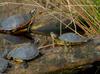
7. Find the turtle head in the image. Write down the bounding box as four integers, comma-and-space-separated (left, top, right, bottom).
30, 9, 36, 17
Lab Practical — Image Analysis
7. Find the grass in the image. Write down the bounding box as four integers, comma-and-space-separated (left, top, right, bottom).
31, 0, 100, 37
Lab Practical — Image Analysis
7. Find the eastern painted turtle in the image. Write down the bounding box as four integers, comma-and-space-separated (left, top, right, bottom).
58, 33, 89, 45
0, 34, 31, 44
0, 9, 36, 35
7, 42, 39, 63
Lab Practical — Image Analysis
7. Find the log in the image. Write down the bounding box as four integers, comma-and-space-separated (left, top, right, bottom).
6, 35, 100, 74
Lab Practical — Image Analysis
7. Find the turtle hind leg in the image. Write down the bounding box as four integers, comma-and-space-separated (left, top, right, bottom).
20, 61, 28, 69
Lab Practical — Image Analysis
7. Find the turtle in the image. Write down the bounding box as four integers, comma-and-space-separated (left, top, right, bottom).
7, 42, 39, 63
0, 34, 31, 44
57, 32, 89, 45
0, 9, 36, 35
0, 48, 11, 58
0, 58, 9, 73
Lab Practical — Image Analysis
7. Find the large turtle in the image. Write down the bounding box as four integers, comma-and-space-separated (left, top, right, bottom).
57, 32, 89, 45
0, 9, 36, 35
7, 42, 39, 63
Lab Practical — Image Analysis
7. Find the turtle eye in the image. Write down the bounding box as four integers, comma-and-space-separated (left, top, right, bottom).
30, 9, 36, 15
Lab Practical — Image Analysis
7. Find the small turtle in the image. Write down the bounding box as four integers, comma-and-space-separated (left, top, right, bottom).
58, 33, 89, 45
7, 42, 39, 63
0, 58, 9, 73
0, 9, 36, 34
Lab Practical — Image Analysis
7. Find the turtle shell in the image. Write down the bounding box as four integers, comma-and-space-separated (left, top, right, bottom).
0, 58, 9, 73
7, 42, 39, 61
0, 9, 35, 32
59, 33, 88, 43
0, 34, 31, 44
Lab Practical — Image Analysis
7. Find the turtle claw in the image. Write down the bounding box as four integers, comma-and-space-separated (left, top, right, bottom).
20, 62, 28, 69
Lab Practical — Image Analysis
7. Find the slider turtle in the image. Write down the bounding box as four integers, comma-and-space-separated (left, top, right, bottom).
58, 33, 89, 45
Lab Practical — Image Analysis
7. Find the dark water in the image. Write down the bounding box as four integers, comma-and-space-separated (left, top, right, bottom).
77, 61, 100, 74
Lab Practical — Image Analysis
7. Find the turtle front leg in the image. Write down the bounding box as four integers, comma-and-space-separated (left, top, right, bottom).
13, 59, 28, 69
50, 32, 57, 48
